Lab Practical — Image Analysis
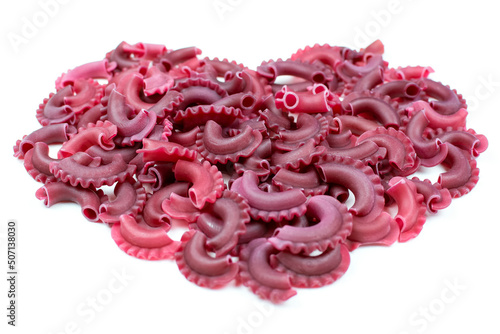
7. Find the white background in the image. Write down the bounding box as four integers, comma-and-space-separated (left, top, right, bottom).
1, 1, 499, 333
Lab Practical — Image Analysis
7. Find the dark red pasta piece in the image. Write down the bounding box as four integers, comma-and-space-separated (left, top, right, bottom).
238, 238, 296, 303
273, 113, 329, 151
268, 195, 353, 254
111, 214, 180, 260
36, 85, 76, 126
24, 142, 58, 184
420, 78, 466, 115
272, 167, 328, 196
137, 138, 197, 163
196, 120, 263, 164
173, 104, 242, 130
409, 177, 452, 213
56, 59, 116, 89
58, 120, 117, 159
36, 181, 101, 222
271, 139, 326, 172
271, 243, 350, 288
99, 180, 147, 224
14, 123, 71, 159
175, 230, 238, 289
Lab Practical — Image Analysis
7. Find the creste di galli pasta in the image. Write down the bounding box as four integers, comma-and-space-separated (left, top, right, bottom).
13, 40, 488, 303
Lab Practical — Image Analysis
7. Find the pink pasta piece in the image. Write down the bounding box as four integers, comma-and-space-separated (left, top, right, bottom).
158, 46, 201, 72
111, 215, 180, 260
238, 238, 296, 303
271, 243, 350, 288
175, 230, 238, 289
14, 123, 71, 159
174, 159, 225, 209
161, 192, 201, 224
63, 79, 104, 115
420, 78, 466, 115
230, 170, 307, 222
268, 195, 353, 254
273, 113, 329, 151
372, 79, 422, 100
195, 190, 249, 256
56, 59, 116, 89
409, 178, 452, 213
173, 76, 227, 110
138, 138, 197, 163
342, 92, 400, 129
36, 85, 76, 126
24, 142, 58, 184
272, 167, 328, 196
408, 101, 467, 129
438, 143, 479, 198
143, 182, 190, 228
137, 162, 175, 191
36, 181, 101, 222
147, 89, 184, 119
275, 84, 339, 113
98, 180, 146, 224
196, 120, 263, 164
321, 140, 386, 165
50, 153, 136, 188
271, 139, 326, 171
257, 59, 333, 85
426, 127, 488, 158
386, 177, 427, 242
173, 104, 242, 131
58, 120, 117, 159
143, 65, 174, 96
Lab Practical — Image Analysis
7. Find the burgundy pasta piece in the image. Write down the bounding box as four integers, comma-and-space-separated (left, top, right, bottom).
427, 127, 488, 158
58, 120, 117, 159
14, 123, 71, 159
98, 180, 146, 224
275, 84, 339, 113
409, 177, 452, 213
230, 170, 307, 222
111, 214, 180, 260
158, 46, 201, 72
36, 181, 101, 222
196, 120, 263, 164
173, 77, 227, 110
273, 113, 329, 151
195, 190, 250, 256
174, 159, 225, 209
336, 53, 386, 82
238, 238, 296, 303
173, 104, 242, 130
36, 85, 76, 126
24, 142, 58, 183
372, 80, 422, 99
268, 195, 353, 254
241, 69, 273, 108
271, 139, 326, 172
138, 138, 197, 163
161, 192, 201, 224
272, 167, 328, 196
342, 93, 400, 129
175, 230, 238, 289
137, 162, 175, 191
105, 89, 157, 146
321, 140, 386, 165
86, 144, 139, 164
316, 156, 398, 246
168, 126, 201, 149
291, 44, 345, 70
213, 92, 257, 111
56, 59, 116, 89
63, 79, 104, 115
438, 143, 479, 198
332, 115, 379, 135
386, 177, 427, 242
257, 59, 333, 85
408, 101, 467, 129
143, 182, 190, 228
385, 66, 433, 81
147, 89, 184, 119
143, 65, 174, 96
50, 153, 136, 188
271, 244, 350, 288
356, 127, 418, 175
404, 109, 449, 167
115, 72, 162, 112
347, 66, 384, 93
76, 104, 104, 129
420, 78, 466, 115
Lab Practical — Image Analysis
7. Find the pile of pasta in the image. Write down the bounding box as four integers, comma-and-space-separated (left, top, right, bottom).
14, 40, 488, 302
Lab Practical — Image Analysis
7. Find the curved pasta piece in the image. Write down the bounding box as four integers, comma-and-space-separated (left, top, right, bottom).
86, 144, 139, 164
174, 160, 225, 209
143, 65, 174, 96
273, 113, 329, 151
230, 170, 307, 222
50, 153, 136, 188
196, 120, 263, 164
405, 110, 448, 167
36, 85, 76, 126
175, 230, 238, 289
238, 238, 296, 303
420, 78, 465, 115
409, 177, 452, 213
386, 177, 427, 242
173, 105, 242, 130
315, 156, 397, 245
168, 127, 201, 148
333, 115, 379, 135
58, 120, 117, 159
56, 59, 116, 89
137, 162, 175, 191
108, 41, 147, 70
196, 190, 250, 256
99, 180, 147, 224
147, 89, 184, 119
385, 66, 433, 81
111, 215, 180, 260
137, 138, 197, 163
275, 84, 339, 113
257, 59, 333, 85
271, 139, 326, 171
348, 66, 384, 93
35, 181, 101, 222
343, 94, 400, 129
143, 182, 190, 227
106, 89, 157, 146
438, 143, 479, 198
161, 193, 201, 224
14, 123, 70, 159
321, 140, 386, 165
76, 104, 104, 129
356, 127, 418, 174
271, 244, 350, 288
24, 142, 58, 183
336, 53, 385, 82
272, 167, 328, 196
159, 46, 201, 71
63, 79, 103, 115
408, 101, 467, 129
115, 72, 158, 112
291, 43, 344, 69
213, 92, 256, 111
173, 77, 227, 110
268, 195, 353, 254
372, 80, 421, 99
427, 127, 488, 158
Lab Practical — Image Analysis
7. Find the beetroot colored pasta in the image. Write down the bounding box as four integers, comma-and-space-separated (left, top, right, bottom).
13, 40, 489, 303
